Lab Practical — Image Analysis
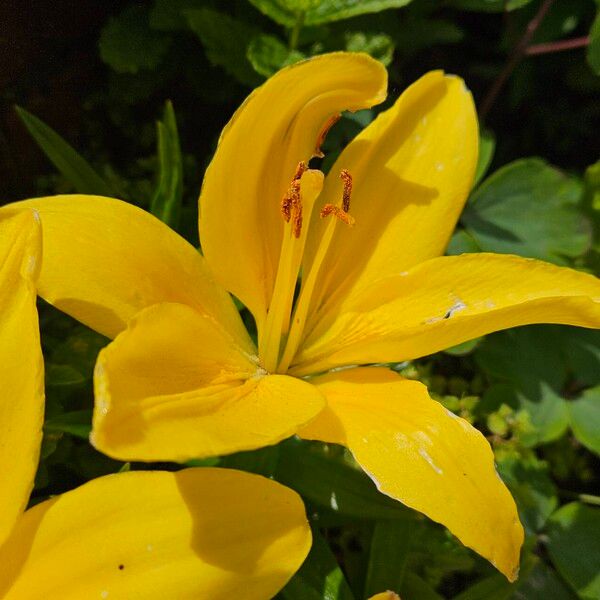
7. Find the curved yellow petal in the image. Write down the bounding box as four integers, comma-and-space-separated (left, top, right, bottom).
0, 468, 311, 599
0, 196, 251, 347
293, 253, 600, 375
300, 71, 477, 333
300, 368, 523, 581
199, 52, 387, 333
0, 211, 44, 547
369, 593, 401, 600
92, 302, 325, 461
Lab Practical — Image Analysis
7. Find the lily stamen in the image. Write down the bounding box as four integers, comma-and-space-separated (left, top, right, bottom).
280, 161, 307, 230
319, 169, 355, 226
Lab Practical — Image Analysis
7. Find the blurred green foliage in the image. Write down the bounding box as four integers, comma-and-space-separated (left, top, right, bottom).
2, 0, 600, 598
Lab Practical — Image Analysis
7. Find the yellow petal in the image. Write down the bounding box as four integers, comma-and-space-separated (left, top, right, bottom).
293, 253, 600, 375
369, 593, 401, 600
301, 71, 477, 333
199, 52, 387, 334
92, 302, 325, 461
0, 196, 251, 347
0, 211, 44, 547
300, 368, 523, 581
0, 468, 311, 599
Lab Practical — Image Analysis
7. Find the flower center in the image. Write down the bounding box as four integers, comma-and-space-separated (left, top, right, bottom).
259, 163, 354, 373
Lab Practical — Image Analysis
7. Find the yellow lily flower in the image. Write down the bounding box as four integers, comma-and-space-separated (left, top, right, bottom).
3, 52, 600, 582
0, 211, 311, 599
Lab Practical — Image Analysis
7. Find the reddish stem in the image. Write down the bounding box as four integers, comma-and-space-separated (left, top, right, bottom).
526, 35, 590, 55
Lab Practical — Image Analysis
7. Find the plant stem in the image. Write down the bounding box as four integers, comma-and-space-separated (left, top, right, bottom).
480, 0, 555, 122
559, 490, 600, 506
289, 11, 305, 51
526, 35, 590, 55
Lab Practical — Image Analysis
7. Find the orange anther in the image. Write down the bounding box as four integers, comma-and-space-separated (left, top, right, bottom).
281, 161, 306, 224
319, 203, 355, 227
315, 113, 341, 158
340, 169, 352, 212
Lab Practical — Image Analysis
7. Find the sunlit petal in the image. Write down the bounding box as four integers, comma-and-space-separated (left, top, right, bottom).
0, 211, 44, 547
293, 253, 600, 374
300, 368, 523, 580
0, 196, 250, 347
199, 52, 387, 333
301, 71, 477, 333
0, 468, 311, 599
92, 302, 325, 461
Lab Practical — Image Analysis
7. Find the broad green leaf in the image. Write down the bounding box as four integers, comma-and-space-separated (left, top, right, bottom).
449, 0, 533, 12
588, 10, 600, 75
462, 159, 591, 265
15, 106, 115, 197
447, 229, 481, 254
496, 454, 558, 533
563, 329, 600, 387
364, 520, 417, 597
344, 32, 394, 66
279, 527, 355, 600
274, 439, 414, 520
444, 337, 482, 356
150, 101, 183, 228
220, 445, 281, 477
475, 327, 570, 445
248, 0, 414, 27
546, 503, 600, 600
473, 129, 495, 187
568, 386, 600, 456
512, 559, 577, 599
186, 8, 261, 87
99, 5, 171, 74
44, 410, 93, 440
247, 34, 305, 78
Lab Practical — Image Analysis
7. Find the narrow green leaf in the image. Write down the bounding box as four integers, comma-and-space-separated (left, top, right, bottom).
473, 129, 495, 187
586, 9, 600, 75
364, 520, 417, 597
150, 101, 183, 228
279, 527, 355, 600
15, 106, 115, 197
546, 503, 600, 600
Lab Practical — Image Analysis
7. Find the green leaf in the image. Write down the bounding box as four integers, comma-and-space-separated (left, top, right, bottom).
150, 0, 206, 31
186, 8, 262, 87
44, 410, 93, 440
248, 0, 414, 27
279, 527, 355, 600
274, 439, 414, 520
475, 327, 570, 445
45, 364, 86, 388
568, 386, 600, 456
563, 329, 600, 387
99, 5, 171, 74
447, 229, 481, 254
462, 159, 591, 265
220, 445, 280, 477
448, 0, 533, 12
588, 10, 600, 75
344, 32, 394, 66
400, 573, 443, 600
546, 503, 600, 600
15, 106, 115, 197
247, 34, 305, 78
150, 101, 183, 228
496, 454, 558, 533
364, 520, 417, 597
512, 559, 577, 599
473, 129, 495, 187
